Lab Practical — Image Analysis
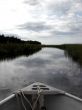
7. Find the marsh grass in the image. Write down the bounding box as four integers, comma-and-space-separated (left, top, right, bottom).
43, 44, 82, 66
59, 44, 82, 65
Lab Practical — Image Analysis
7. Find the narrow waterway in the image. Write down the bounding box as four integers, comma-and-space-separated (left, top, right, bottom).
0, 48, 82, 101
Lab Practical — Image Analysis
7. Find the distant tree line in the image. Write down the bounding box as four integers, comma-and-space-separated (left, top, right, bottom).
0, 34, 42, 60
0, 34, 41, 45
26, 40, 41, 45
0, 34, 22, 43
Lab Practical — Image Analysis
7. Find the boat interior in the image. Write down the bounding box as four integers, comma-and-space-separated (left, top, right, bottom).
0, 93, 82, 110
0, 82, 82, 110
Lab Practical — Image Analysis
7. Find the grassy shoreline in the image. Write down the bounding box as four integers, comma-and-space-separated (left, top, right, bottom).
0, 43, 42, 60
0, 34, 42, 60
0, 42, 82, 65
0, 34, 82, 65
43, 44, 82, 65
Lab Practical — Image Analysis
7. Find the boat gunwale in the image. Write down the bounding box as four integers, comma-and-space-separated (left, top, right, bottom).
0, 82, 82, 106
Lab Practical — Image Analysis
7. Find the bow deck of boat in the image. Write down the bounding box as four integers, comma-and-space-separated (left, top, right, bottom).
21, 82, 64, 94
0, 82, 82, 110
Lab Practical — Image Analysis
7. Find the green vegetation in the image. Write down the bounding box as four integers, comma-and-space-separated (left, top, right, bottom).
44, 44, 82, 66
0, 34, 41, 45
0, 34, 42, 60
58, 44, 82, 65
0, 34, 82, 66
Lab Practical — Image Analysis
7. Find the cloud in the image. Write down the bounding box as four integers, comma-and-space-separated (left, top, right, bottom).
24, 0, 41, 6
51, 20, 82, 36
46, 0, 72, 16
22, 0, 82, 35
0, 0, 82, 44
18, 22, 52, 32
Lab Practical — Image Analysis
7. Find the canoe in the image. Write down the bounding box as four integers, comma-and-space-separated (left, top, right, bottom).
0, 82, 82, 110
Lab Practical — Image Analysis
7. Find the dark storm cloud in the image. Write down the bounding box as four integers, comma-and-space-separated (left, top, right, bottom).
18, 22, 51, 32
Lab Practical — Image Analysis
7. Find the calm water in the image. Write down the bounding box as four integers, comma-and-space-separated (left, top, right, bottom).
0, 48, 82, 100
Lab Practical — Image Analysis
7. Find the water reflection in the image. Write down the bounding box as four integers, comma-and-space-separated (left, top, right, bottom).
0, 48, 82, 101
0, 47, 41, 61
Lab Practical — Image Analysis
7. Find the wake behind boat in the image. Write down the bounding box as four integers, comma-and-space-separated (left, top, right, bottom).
0, 82, 82, 110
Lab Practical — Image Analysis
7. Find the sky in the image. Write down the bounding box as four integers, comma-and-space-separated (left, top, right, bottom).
0, 0, 82, 44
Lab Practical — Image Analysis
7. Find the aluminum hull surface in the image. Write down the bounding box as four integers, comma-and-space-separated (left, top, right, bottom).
0, 82, 82, 110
